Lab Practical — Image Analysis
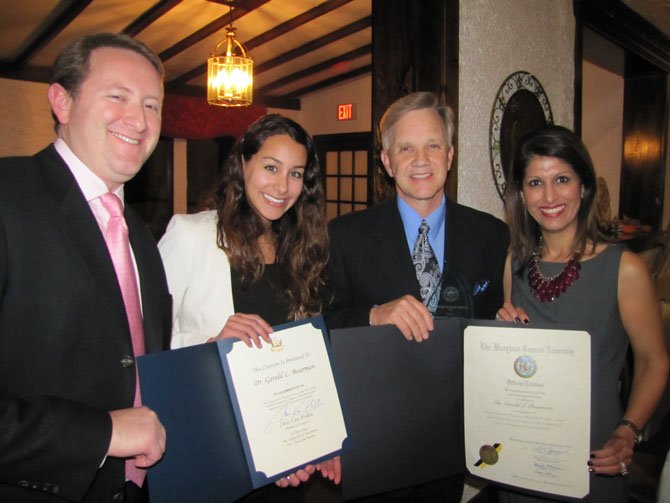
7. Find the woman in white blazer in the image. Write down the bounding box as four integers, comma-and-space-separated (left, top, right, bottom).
158, 114, 337, 498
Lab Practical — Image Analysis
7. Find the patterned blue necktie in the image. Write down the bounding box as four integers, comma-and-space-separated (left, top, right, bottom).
412, 220, 441, 313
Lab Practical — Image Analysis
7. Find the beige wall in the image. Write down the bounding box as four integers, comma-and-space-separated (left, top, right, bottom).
0, 74, 371, 217
459, 0, 575, 219
0, 78, 54, 157
268, 74, 372, 137
0, 71, 371, 155
582, 58, 624, 219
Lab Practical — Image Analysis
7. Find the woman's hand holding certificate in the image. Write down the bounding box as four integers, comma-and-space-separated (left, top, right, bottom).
220, 317, 348, 482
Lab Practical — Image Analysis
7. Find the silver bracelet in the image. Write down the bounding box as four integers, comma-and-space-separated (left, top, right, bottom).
618, 419, 643, 444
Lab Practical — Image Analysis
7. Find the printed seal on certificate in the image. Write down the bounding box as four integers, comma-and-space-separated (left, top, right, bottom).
513, 355, 537, 378
270, 336, 284, 352
474, 443, 502, 467
480, 444, 499, 464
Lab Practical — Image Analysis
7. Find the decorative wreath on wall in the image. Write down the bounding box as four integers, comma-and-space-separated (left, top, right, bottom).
489, 71, 554, 199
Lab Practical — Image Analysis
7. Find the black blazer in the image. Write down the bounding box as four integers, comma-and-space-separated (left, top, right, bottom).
323, 198, 509, 329
0, 146, 172, 502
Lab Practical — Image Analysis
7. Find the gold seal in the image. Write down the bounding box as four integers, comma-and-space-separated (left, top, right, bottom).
270, 336, 284, 352
479, 444, 499, 465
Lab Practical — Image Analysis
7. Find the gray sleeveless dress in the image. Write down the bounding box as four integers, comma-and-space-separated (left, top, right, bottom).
499, 245, 628, 502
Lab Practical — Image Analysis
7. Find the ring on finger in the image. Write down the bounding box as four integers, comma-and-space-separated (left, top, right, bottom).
620, 461, 628, 476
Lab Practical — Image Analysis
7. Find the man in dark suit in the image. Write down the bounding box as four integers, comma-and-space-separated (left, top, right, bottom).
324, 92, 509, 500
0, 33, 171, 502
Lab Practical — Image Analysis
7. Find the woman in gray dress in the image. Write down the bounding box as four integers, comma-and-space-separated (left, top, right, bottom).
497, 125, 668, 502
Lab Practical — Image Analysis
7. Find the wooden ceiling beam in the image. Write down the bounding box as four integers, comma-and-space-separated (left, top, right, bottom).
285, 63, 370, 98
254, 16, 370, 74
166, 0, 361, 89
168, 14, 370, 101
0, 1, 373, 110
158, 0, 270, 62
9, 0, 94, 67
255, 43, 370, 95
243, 0, 354, 50
123, 0, 185, 36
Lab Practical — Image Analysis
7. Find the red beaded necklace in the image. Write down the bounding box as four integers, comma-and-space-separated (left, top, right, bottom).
527, 237, 582, 302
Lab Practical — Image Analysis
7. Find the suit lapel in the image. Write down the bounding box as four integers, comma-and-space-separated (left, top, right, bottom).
444, 199, 462, 266
445, 199, 483, 268
36, 146, 130, 337
125, 208, 162, 353
371, 200, 421, 298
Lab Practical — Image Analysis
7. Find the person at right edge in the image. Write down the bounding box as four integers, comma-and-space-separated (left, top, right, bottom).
497, 125, 669, 502
323, 91, 510, 501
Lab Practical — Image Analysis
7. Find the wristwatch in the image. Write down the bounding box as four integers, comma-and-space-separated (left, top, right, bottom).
618, 419, 643, 444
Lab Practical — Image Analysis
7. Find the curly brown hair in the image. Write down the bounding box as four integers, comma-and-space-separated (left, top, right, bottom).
213, 114, 328, 320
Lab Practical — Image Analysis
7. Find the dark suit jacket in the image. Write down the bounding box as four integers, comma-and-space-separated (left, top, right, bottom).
324, 197, 510, 328
0, 146, 172, 502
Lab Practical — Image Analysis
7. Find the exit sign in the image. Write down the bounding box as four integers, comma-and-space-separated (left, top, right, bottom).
337, 103, 355, 121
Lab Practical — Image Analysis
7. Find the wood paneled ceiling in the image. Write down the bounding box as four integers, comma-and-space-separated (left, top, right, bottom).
0, 0, 372, 110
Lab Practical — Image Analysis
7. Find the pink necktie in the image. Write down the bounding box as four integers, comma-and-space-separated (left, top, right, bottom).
100, 192, 146, 486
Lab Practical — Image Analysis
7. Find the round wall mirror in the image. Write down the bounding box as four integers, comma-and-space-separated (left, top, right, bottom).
489, 71, 554, 199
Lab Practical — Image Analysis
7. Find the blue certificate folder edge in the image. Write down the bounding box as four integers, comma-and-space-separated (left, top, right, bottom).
329, 319, 596, 502
218, 315, 350, 488
137, 315, 348, 503
330, 317, 467, 500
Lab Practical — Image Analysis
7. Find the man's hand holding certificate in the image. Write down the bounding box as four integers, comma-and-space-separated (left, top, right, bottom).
138, 316, 348, 503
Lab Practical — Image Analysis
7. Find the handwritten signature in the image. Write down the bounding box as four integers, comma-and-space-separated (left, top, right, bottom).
532, 445, 569, 457
533, 462, 564, 478
265, 398, 323, 433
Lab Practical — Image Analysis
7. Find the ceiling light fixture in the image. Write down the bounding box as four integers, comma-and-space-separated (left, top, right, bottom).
207, 1, 253, 107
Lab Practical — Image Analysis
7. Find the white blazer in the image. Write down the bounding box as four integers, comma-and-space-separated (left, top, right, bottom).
158, 210, 235, 348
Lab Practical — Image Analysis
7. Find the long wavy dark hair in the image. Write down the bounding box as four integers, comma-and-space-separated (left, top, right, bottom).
504, 124, 603, 273
213, 114, 328, 320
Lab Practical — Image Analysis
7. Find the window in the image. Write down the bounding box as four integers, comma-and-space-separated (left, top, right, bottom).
314, 132, 373, 221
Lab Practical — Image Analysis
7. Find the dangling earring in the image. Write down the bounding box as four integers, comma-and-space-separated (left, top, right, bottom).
580, 186, 585, 199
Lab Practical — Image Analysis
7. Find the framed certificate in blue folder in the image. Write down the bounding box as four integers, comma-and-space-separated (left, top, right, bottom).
138, 316, 348, 503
